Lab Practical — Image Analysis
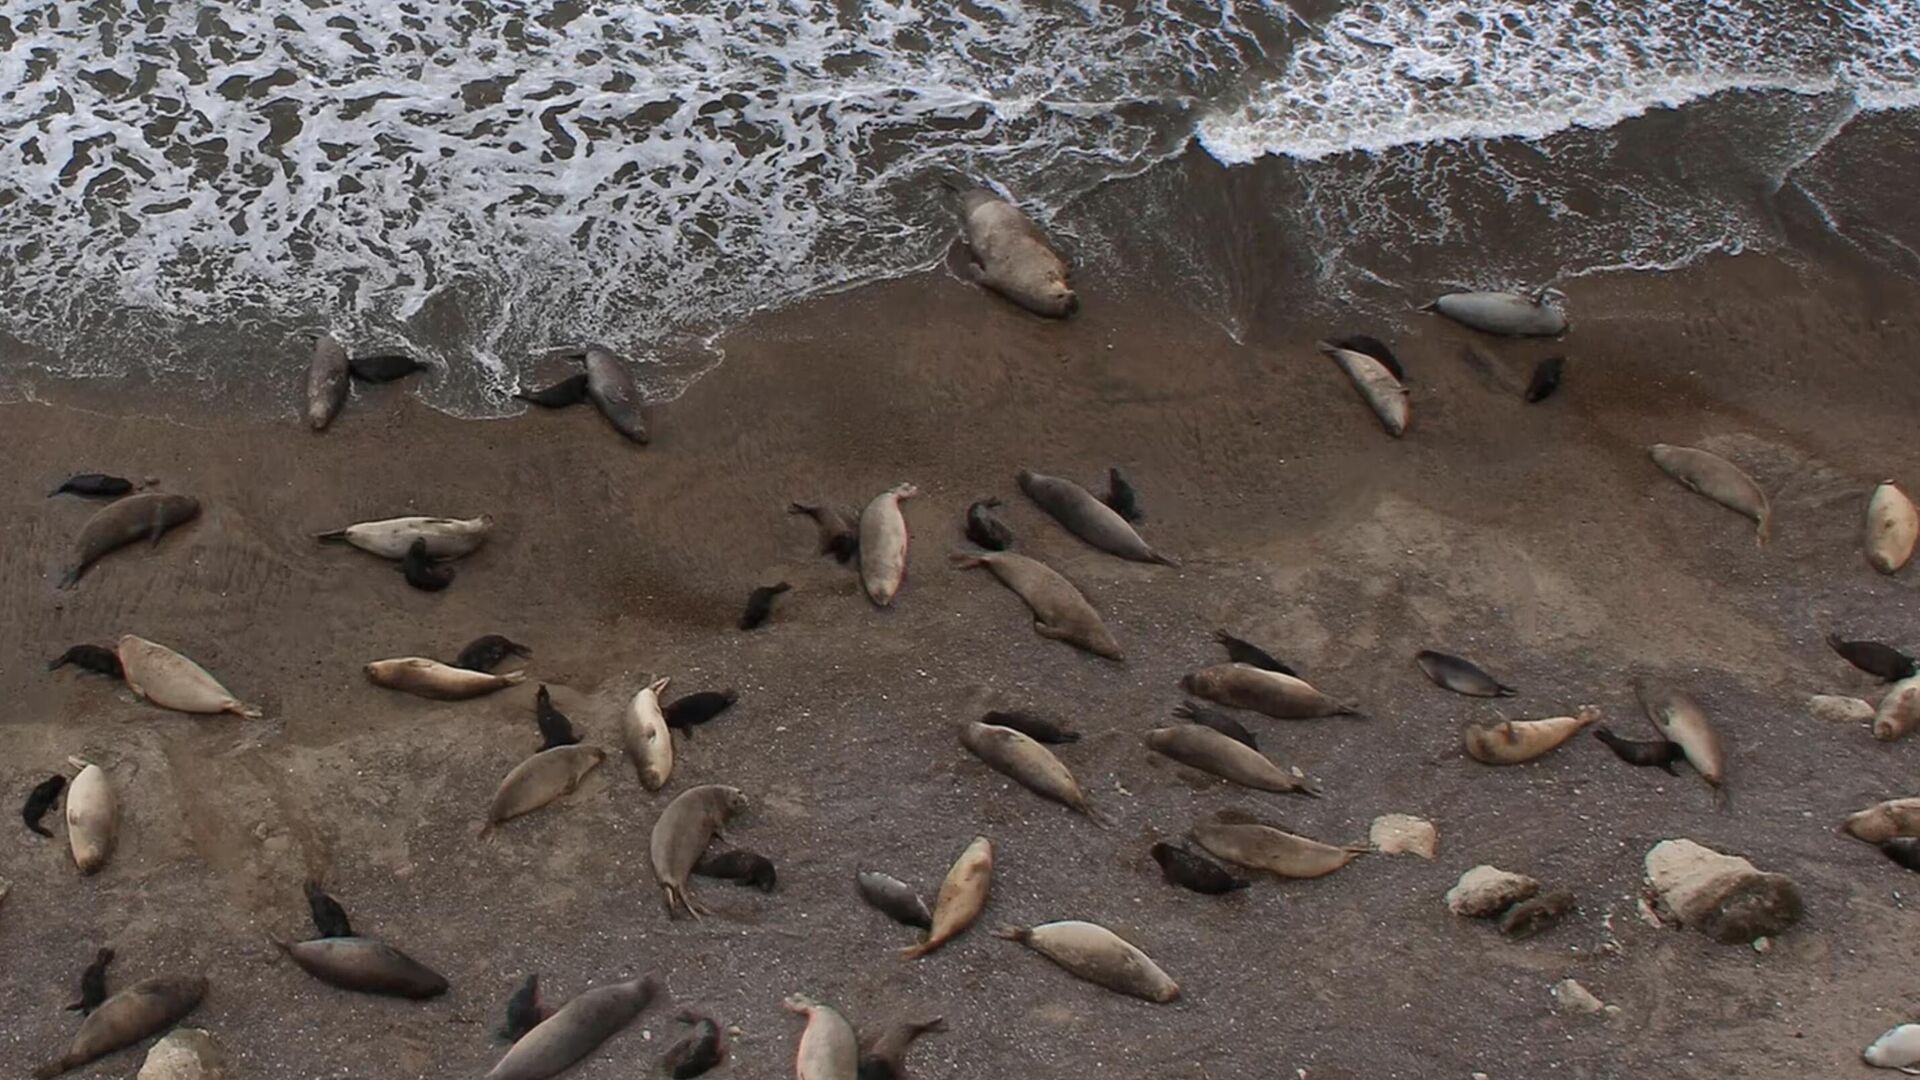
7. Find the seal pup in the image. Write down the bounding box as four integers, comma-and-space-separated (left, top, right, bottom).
273, 936, 448, 998
1190, 818, 1366, 879
651, 785, 749, 919
856, 871, 933, 929
739, 582, 790, 630
60, 492, 200, 587
1866, 481, 1918, 574
66, 947, 113, 1014
117, 635, 261, 718
486, 974, 661, 1080
1416, 650, 1515, 697
66, 762, 116, 875
1637, 684, 1726, 799
1422, 290, 1568, 336
693, 849, 777, 892
664, 1011, 725, 1078
1592, 727, 1682, 774
1018, 469, 1176, 565
532, 686, 581, 750
1874, 675, 1920, 742
994, 921, 1180, 1003
304, 881, 353, 938
23, 774, 66, 837
1828, 634, 1919, 682
1879, 839, 1920, 874
31, 972, 207, 1079
1103, 467, 1142, 523
515, 372, 591, 408
1150, 842, 1249, 895
784, 994, 860, 1080
306, 333, 350, 430
947, 184, 1078, 317
622, 676, 674, 790
964, 498, 1013, 551
48, 644, 122, 678
486, 745, 607, 830
499, 974, 550, 1042
1326, 333, 1406, 380
49, 473, 133, 498
1213, 630, 1296, 676
1864, 1023, 1920, 1071
1172, 700, 1257, 749
860, 482, 920, 606
1649, 444, 1772, 544
1182, 663, 1359, 719
663, 689, 738, 737
1525, 356, 1565, 403
1844, 798, 1920, 844
347, 352, 429, 382
902, 836, 992, 959
317, 514, 494, 559
1146, 726, 1318, 796
367, 657, 525, 699
980, 709, 1080, 744
858, 1016, 945, 1080
1320, 340, 1410, 437
951, 550, 1122, 659
457, 634, 532, 672
958, 721, 1102, 821
397, 538, 454, 591
789, 501, 860, 563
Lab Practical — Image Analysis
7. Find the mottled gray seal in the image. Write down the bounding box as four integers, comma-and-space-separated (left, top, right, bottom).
902, 836, 992, 959
32, 973, 206, 1078
306, 334, 350, 430
1866, 481, 1917, 574
650, 785, 749, 919
994, 921, 1179, 1003
858, 1015, 945, 1080
860, 483, 920, 606
1649, 444, 1771, 544
273, 937, 448, 998
117, 635, 261, 718
949, 185, 1077, 317
951, 551, 1121, 659
486, 974, 661, 1080
1018, 469, 1175, 565
857, 871, 933, 929
60, 492, 200, 587
1422, 290, 1568, 336
582, 346, 650, 444
1415, 649, 1515, 697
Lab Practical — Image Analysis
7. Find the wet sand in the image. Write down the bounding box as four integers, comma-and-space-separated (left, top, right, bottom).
4, 248, 1920, 1079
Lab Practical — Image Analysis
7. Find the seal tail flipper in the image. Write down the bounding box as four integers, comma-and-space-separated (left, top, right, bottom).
57, 566, 81, 590
1293, 783, 1323, 800
949, 553, 989, 570
33, 1056, 75, 1079
1495, 684, 1518, 697
501, 671, 528, 687
228, 700, 264, 720
989, 926, 1032, 943
315, 529, 349, 544
1418, 300, 1439, 312
1755, 506, 1773, 546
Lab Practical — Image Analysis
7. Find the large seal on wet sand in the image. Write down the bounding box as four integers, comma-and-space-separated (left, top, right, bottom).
949, 186, 1078, 318
60, 492, 200, 588
306, 334, 351, 430
1422, 291, 1567, 336
578, 346, 650, 444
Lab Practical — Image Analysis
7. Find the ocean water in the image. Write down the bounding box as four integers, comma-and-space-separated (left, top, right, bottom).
0, 0, 1914, 414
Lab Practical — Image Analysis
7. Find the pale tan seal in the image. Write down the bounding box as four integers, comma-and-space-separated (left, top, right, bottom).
117, 635, 261, 718
621, 676, 672, 790
784, 994, 860, 1080
33, 973, 207, 1079
950, 186, 1077, 317
306, 334, 350, 431
1144, 725, 1317, 796
1649, 444, 1771, 544
1422, 290, 1567, 336
993, 921, 1179, 1003
1844, 797, 1920, 843
66, 762, 117, 876
316, 515, 495, 559
958, 721, 1100, 821
1875, 675, 1920, 742
650, 785, 748, 919
487, 975, 660, 1080
951, 551, 1121, 659
486, 745, 607, 831
1639, 684, 1726, 798
1190, 819, 1366, 879
1181, 663, 1358, 719
903, 835, 992, 960
60, 492, 201, 588
583, 346, 650, 445
1866, 481, 1918, 574
1462, 706, 1601, 765
1320, 341, 1409, 437
859, 483, 919, 607
366, 657, 525, 700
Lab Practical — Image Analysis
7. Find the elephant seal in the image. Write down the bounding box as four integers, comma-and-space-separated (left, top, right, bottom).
23, 774, 66, 838
66, 946, 114, 1014
664, 1011, 725, 1078
499, 974, 550, 1042
317, 514, 494, 559
994, 921, 1179, 1003
980, 709, 1080, 744
273, 937, 447, 998
49, 473, 133, 498
856, 871, 932, 929
347, 352, 429, 382
663, 690, 738, 736
1190, 819, 1366, 879
398, 538, 454, 591
739, 582, 790, 630
1149, 842, 1248, 895
1146, 725, 1317, 796
1525, 355, 1565, 403
487, 745, 607, 830
693, 849, 777, 892
1844, 797, 1920, 844
305, 881, 353, 938
964, 498, 1013, 551
1463, 707, 1600, 765
860, 483, 920, 606
486, 974, 661, 1080
1326, 333, 1406, 380
579, 346, 649, 444
958, 721, 1101, 820
784, 994, 860, 1080
1866, 481, 1918, 574
1213, 630, 1295, 676
951, 551, 1121, 659
1875, 675, 1920, 742
903, 836, 992, 959
1182, 663, 1358, 719
1638, 684, 1726, 798
1592, 727, 1682, 774
1172, 700, 1257, 750
307, 334, 350, 430
118, 635, 261, 718
1416, 650, 1515, 697
1649, 444, 1771, 544
1018, 469, 1176, 565
366, 657, 525, 699
456, 634, 532, 672
948, 185, 1077, 317
532, 686, 581, 750
32, 973, 206, 1079
1422, 290, 1567, 336
60, 492, 200, 587
1865, 1024, 1920, 1070
858, 1016, 945, 1080
651, 785, 749, 918
66, 762, 117, 875
1880, 840, 1920, 874
1828, 634, 1918, 682
789, 502, 860, 563
1103, 467, 1142, 523
48, 644, 122, 677
622, 676, 673, 790
1320, 341, 1409, 437
514, 372, 591, 409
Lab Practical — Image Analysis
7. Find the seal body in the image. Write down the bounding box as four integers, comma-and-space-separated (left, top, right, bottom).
1828, 634, 1918, 681
49, 473, 133, 498
1865, 1023, 1920, 1070
952, 187, 1077, 317
651, 785, 749, 918
67, 947, 113, 1013
316, 515, 494, 559
487, 975, 660, 1080
366, 657, 525, 699
1649, 444, 1771, 544
347, 352, 428, 382
856, 871, 932, 929
784, 994, 860, 1080
32, 973, 206, 1079
857, 1016, 945, 1080
1425, 291, 1567, 336
951, 551, 1121, 659
622, 676, 674, 790
1172, 701, 1257, 749
1639, 685, 1726, 792
902, 836, 992, 959
275, 937, 447, 998
1462, 707, 1600, 765
305, 881, 353, 938
1874, 675, 1920, 742
23, 774, 66, 837
1150, 842, 1248, 895
488, 745, 606, 827
457, 635, 532, 672
117, 635, 261, 718
1866, 482, 1918, 574
964, 498, 1013, 551
1190, 820, 1365, 879
306, 334, 350, 430
1017, 469, 1175, 565
1182, 663, 1357, 719
665, 1011, 725, 1078
693, 849, 777, 892
1844, 797, 1920, 843
1325, 333, 1405, 379
789, 502, 859, 563
66, 763, 117, 875
532, 686, 581, 750
48, 644, 123, 677
499, 973, 549, 1042
1592, 727, 1682, 773
1213, 630, 1294, 676
61, 492, 200, 587
958, 722, 1097, 819
979, 710, 1079, 744
515, 372, 591, 408
740, 583, 791, 630
583, 347, 649, 444
859, 483, 919, 606
1415, 650, 1515, 697
1525, 355, 1565, 402
994, 921, 1179, 1003
1103, 467, 1142, 523
664, 690, 738, 735
398, 538, 455, 591
1321, 342, 1409, 436
1145, 726, 1316, 795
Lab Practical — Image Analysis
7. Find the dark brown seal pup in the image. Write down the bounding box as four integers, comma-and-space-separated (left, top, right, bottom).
486, 974, 661, 1080
651, 785, 749, 918
1416, 650, 1515, 697
1525, 356, 1565, 402
48, 644, 122, 677
306, 333, 350, 430
663, 689, 737, 737
856, 871, 932, 929
23, 774, 65, 837
499, 974, 551, 1042
1499, 889, 1575, 938
60, 492, 200, 587
1213, 630, 1296, 676
65, 947, 113, 1014
1591, 727, 1682, 774
348, 352, 429, 382
1150, 842, 1249, 895
456, 634, 532, 672
1018, 469, 1175, 565
532, 686, 581, 750
951, 550, 1123, 659
515, 372, 591, 408
273, 937, 448, 998
739, 582, 790, 630
48, 473, 133, 498
964, 498, 1013, 551
398, 538, 454, 591
33, 973, 207, 1078
1103, 467, 1142, 523
1828, 634, 1918, 682
980, 709, 1080, 744
665, 1011, 725, 1078
948, 184, 1078, 317
789, 501, 859, 563
1326, 333, 1406, 380
1880, 839, 1920, 874
304, 881, 353, 938
858, 1016, 946, 1080
693, 849, 777, 892
1172, 701, 1257, 750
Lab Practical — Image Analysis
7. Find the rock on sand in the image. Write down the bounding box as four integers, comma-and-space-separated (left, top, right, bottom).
1446, 865, 1539, 918
1643, 839, 1803, 944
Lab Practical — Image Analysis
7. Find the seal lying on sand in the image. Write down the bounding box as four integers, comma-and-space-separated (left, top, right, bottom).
1462, 707, 1600, 765
651, 785, 749, 919
65, 947, 114, 1014
48, 473, 133, 498
1018, 469, 1175, 565
1320, 340, 1409, 437
366, 657, 525, 699
947, 184, 1078, 317
858, 1016, 945, 1080
959, 721, 1101, 820
859, 483, 919, 607
515, 372, 591, 408
1422, 290, 1568, 336
273, 937, 447, 999
66, 762, 116, 875
1649, 444, 1771, 544
486, 974, 660, 1080
32, 973, 206, 1078
1416, 650, 1516, 697
902, 836, 992, 960
994, 921, 1180, 1003
1182, 663, 1358, 719
856, 871, 932, 929
486, 746, 607, 830
951, 551, 1121, 659
306, 334, 350, 430
60, 492, 200, 588
117, 635, 261, 718
317, 515, 494, 560
622, 677, 674, 791
784, 994, 860, 1080
789, 501, 859, 563
1866, 481, 1918, 574
1146, 725, 1317, 796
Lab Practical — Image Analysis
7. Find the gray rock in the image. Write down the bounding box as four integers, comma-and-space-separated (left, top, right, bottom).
1643, 839, 1802, 944
138, 1028, 228, 1080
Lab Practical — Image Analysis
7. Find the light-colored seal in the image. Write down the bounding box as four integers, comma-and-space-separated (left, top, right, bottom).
366, 657, 526, 700
1638, 684, 1726, 797
306, 334, 350, 431
1319, 341, 1409, 437
621, 676, 673, 790
903, 835, 992, 960
951, 551, 1121, 659
1866, 482, 1918, 574
272, 937, 448, 998
950, 186, 1077, 317
583, 346, 650, 445
1864, 1024, 1920, 1071
1422, 291, 1567, 336
33, 973, 208, 1079
66, 762, 117, 876
1844, 797, 1920, 843
61, 492, 201, 588
1017, 469, 1175, 566
650, 785, 749, 919
1190, 819, 1366, 879
487, 745, 607, 830
1463, 706, 1601, 765
958, 721, 1100, 821
1181, 663, 1358, 719
315, 515, 495, 560
783, 994, 860, 1080
486, 975, 660, 1080
117, 636, 261, 718
1144, 725, 1317, 796
993, 921, 1179, 1003
1649, 445, 1771, 544
859, 483, 919, 607
1875, 675, 1920, 742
